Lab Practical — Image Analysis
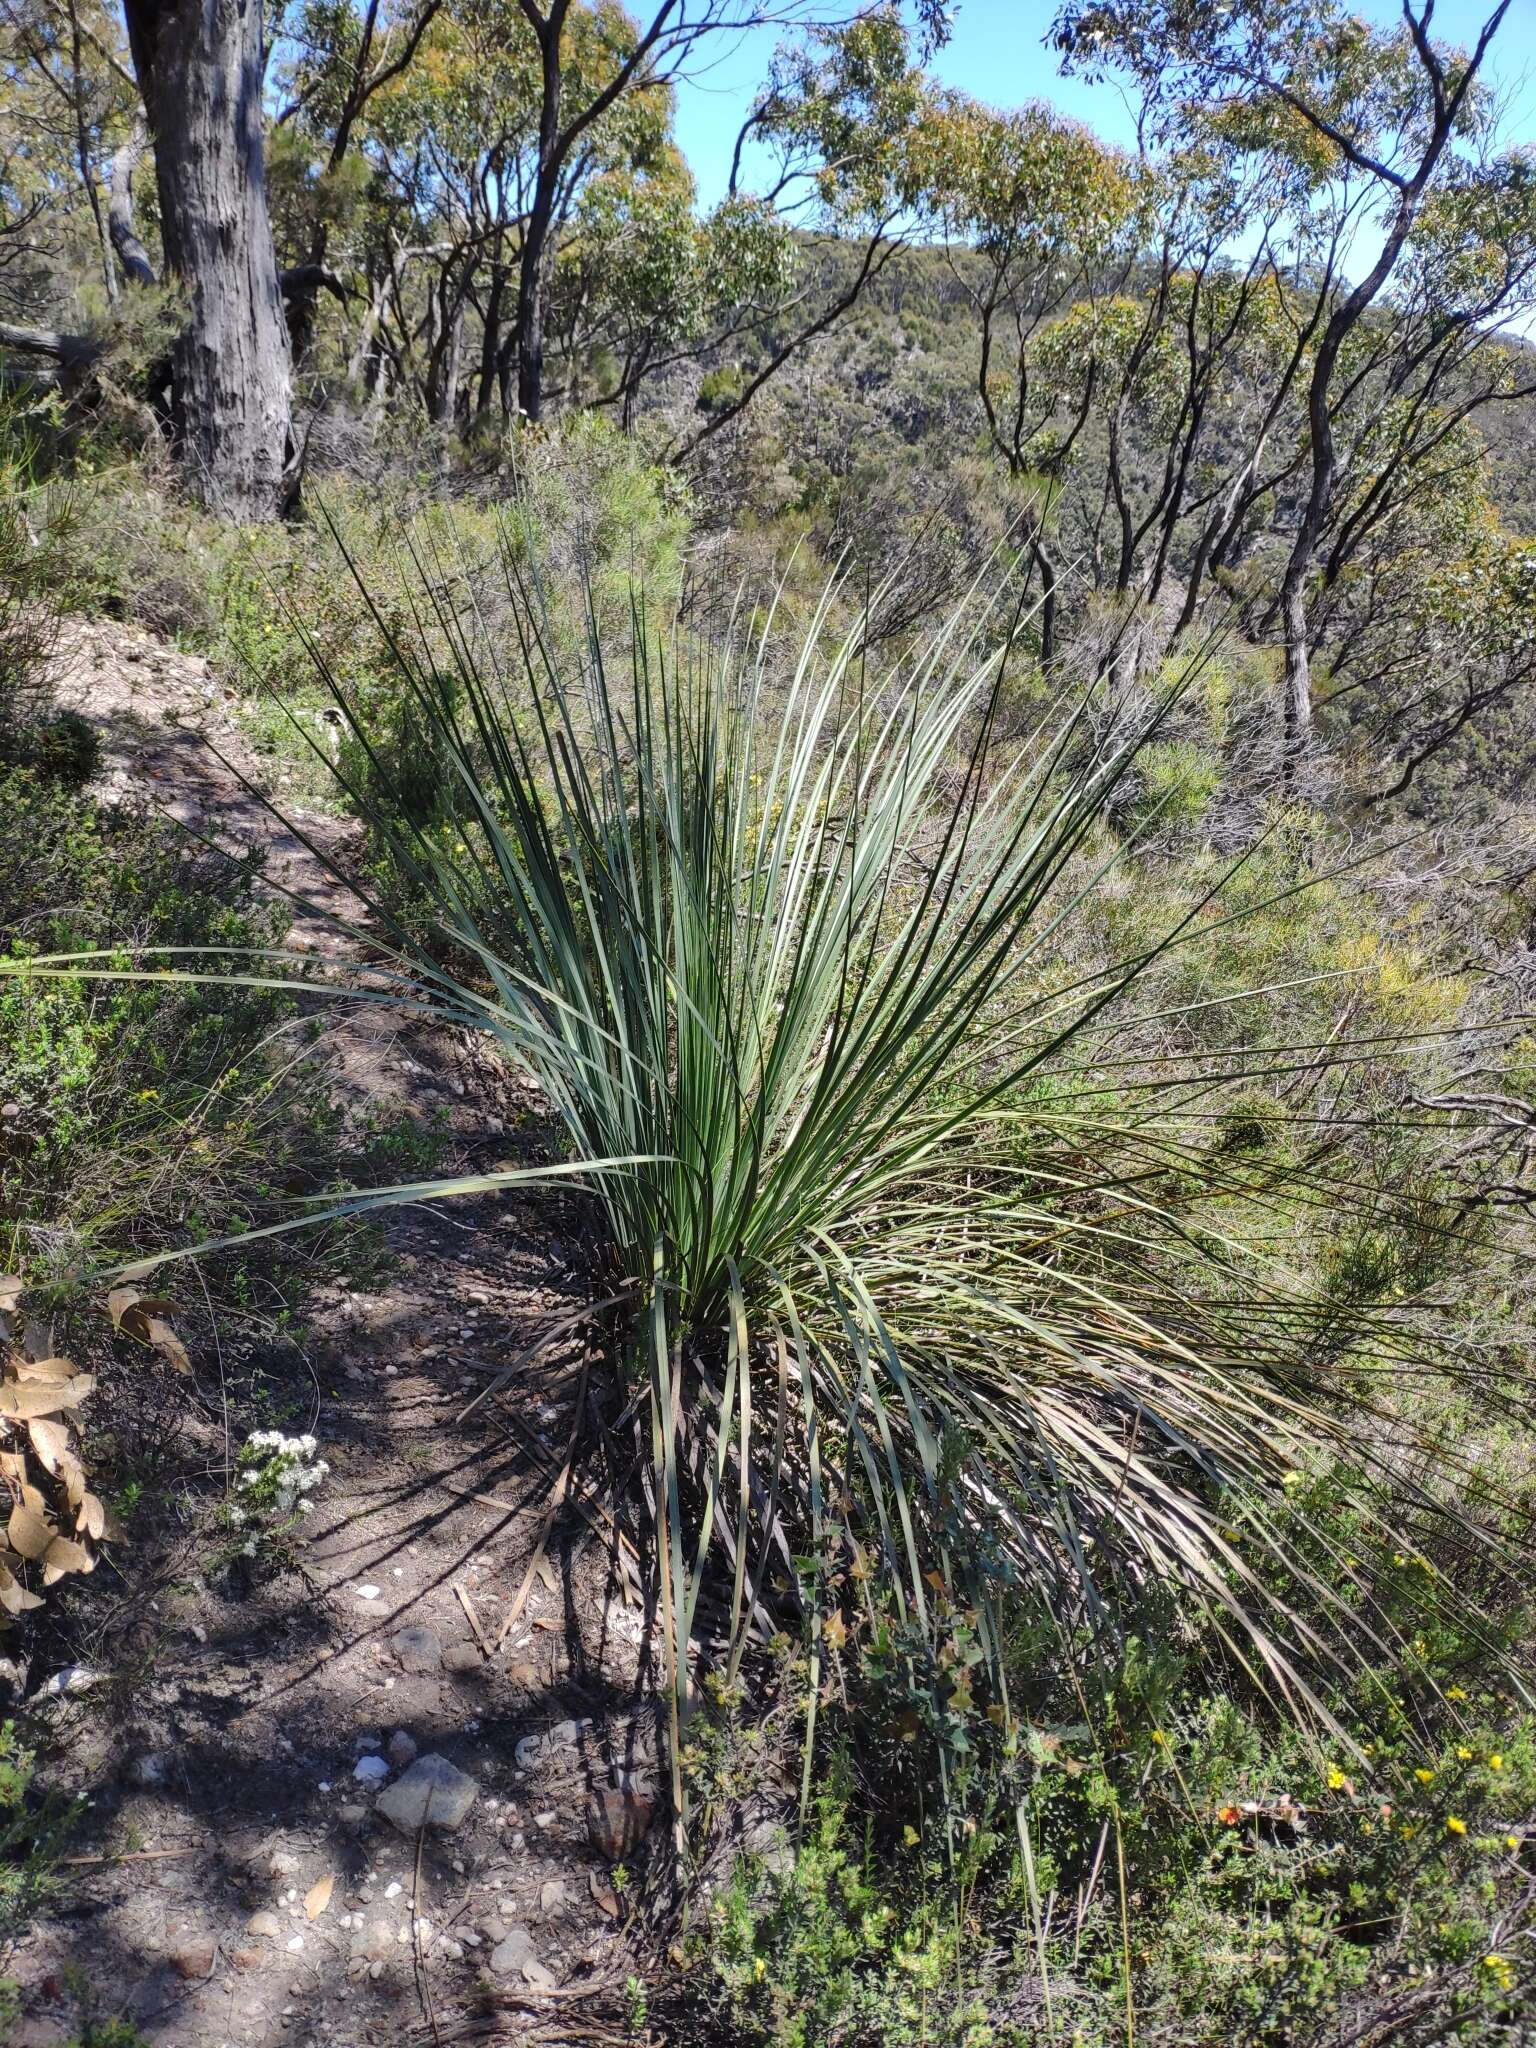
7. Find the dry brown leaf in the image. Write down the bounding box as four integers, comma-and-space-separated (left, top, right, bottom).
77, 1493, 105, 1541
145, 1317, 190, 1375
41, 1534, 93, 1583
7, 1504, 53, 1561
107, 1289, 191, 1374
27, 1418, 70, 1472
0, 1378, 93, 1421
0, 1277, 22, 1315
14, 1357, 79, 1385
0, 1573, 44, 1615
304, 1873, 334, 1920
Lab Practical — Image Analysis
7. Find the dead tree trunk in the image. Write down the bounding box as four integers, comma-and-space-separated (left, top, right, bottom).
122, 0, 291, 522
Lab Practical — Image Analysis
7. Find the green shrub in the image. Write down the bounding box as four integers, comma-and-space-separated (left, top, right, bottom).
1124, 737, 1221, 840
0, 767, 315, 1278
0, 1719, 80, 1935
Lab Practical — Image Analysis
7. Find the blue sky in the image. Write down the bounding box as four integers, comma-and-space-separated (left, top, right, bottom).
672, 0, 1536, 208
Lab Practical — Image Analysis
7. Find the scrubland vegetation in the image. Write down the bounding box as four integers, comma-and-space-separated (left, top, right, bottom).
5, 0, 1536, 2043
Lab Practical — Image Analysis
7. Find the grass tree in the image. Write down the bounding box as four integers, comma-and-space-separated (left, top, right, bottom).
10, 538, 1502, 1811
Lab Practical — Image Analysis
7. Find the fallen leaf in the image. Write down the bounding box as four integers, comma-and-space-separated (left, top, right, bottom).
7, 1504, 52, 1561
145, 1317, 190, 1375
304, 1873, 334, 1921
26, 1418, 70, 1472
41, 1534, 93, 1583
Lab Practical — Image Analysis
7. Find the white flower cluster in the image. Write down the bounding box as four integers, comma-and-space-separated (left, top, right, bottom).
228, 1431, 330, 1549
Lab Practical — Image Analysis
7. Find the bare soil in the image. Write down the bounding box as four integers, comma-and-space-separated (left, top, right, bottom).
7, 622, 666, 2047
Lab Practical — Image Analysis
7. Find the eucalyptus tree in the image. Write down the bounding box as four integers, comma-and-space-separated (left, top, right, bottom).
1052, 0, 1530, 763
924, 96, 1140, 665
116, 0, 291, 519
672, 3, 954, 461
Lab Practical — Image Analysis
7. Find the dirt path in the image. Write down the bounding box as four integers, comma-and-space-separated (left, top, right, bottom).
10, 623, 660, 2047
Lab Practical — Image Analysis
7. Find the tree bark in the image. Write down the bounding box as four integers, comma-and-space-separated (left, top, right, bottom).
514, 15, 566, 424
122, 0, 291, 522
108, 121, 157, 288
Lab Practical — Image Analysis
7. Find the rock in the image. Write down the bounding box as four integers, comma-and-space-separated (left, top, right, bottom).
350, 1920, 393, 1961
170, 1934, 216, 1979
390, 1627, 442, 1674
488, 1925, 534, 1975
41, 1664, 101, 1697
231, 1947, 262, 1971
538, 1879, 567, 1914
522, 1957, 556, 1990
376, 1753, 478, 1833
246, 1911, 281, 1939
353, 1754, 390, 1785
441, 1643, 482, 1675
587, 1784, 657, 1863
125, 1751, 170, 1788
339, 1803, 368, 1826
744, 1817, 795, 1878
513, 1735, 542, 1770
386, 1730, 418, 1769
548, 1719, 579, 1746
269, 1850, 301, 1878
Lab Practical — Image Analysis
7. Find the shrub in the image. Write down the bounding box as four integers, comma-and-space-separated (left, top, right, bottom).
0, 767, 312, 1280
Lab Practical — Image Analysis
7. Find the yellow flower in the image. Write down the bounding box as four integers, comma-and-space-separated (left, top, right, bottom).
1415, 1768, 1435, 1784
1484, 1954, 1508, 1969
1489, 1753, 1503, 1770
1151, 1730, 1166, 1746
1327, 1765, 1348, 1790
1446, 1816, 1467, 1835
1506, 1835, 1520, 1851
753, 1957, 767, 1982
1457, 1746, 1473, 1760
1446, 1685, 1468, 1701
